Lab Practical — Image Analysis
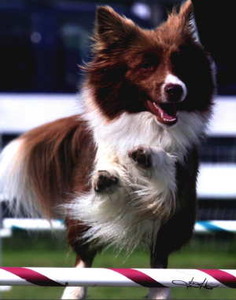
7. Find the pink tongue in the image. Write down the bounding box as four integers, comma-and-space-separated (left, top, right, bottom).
146, 101, 177, 125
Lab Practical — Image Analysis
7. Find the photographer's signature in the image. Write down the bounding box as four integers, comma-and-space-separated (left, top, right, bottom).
172, 277, 219, 289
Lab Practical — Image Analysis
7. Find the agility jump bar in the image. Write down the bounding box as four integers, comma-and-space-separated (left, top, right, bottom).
0, 268, 235, 289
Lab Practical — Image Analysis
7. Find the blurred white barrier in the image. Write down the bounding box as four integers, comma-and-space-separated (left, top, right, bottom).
2, 218, 236, 234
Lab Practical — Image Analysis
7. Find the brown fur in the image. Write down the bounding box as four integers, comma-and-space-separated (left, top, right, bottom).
20, 116, 95, 217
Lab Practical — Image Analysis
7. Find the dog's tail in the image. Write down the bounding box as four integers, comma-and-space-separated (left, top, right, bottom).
0, 115, 95, 219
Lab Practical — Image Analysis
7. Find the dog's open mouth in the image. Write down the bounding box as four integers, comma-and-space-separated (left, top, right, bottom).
146, 100, 178, 126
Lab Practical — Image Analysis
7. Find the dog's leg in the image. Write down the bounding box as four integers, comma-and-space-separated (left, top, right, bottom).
128, 146, 176, 219
61, 220, 98, 300
128, 146, 176, 194
148, 254, 171, 300
148, 193, 197, 299
128, 146, 175, 299
148, 287, 171, 300
92, 145, 124, 194
128, 146, 176, 181
61, 258, 88, 300
61, 250, 96, 300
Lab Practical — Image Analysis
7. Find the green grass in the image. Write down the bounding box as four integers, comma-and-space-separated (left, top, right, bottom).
1, 230, 236, 299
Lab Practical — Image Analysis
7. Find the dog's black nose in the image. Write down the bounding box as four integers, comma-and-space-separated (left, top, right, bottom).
164, 83, 184, 102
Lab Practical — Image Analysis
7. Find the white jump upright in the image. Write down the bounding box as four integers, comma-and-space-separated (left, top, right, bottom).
0, 268, 235, 289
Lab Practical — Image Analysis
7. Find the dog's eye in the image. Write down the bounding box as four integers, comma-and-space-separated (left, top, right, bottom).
139, 56, 158, 71
140, 61, 154, 69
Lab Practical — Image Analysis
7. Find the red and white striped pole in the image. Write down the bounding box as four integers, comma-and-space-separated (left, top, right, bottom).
0, 268, 235, 289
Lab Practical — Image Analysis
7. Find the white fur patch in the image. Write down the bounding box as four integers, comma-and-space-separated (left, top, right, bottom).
163, 74, 187, 102
85, 94, 209, 162
0, 139, 40, 217
67, 191, 162, 252
66, 89, 209, 252
67, 147, 176, 251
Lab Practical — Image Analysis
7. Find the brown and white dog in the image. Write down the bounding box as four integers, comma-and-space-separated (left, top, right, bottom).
0, 1, 215, 299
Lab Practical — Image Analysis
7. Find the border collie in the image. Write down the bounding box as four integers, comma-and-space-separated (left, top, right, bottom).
0, 1, 215, 299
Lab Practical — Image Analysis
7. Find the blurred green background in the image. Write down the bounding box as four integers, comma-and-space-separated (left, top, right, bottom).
1, 230, 236, 299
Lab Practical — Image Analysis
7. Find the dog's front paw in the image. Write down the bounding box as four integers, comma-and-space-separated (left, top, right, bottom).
93, 170, 119, 193
128, 146, 152, 168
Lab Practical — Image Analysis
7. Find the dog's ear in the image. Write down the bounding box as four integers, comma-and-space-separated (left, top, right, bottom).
179, 0, 192, 20
95, 6, 138, 46
179, 0, 199, 42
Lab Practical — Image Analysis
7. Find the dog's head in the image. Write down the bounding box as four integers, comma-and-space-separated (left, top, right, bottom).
84, 0, 215, 126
